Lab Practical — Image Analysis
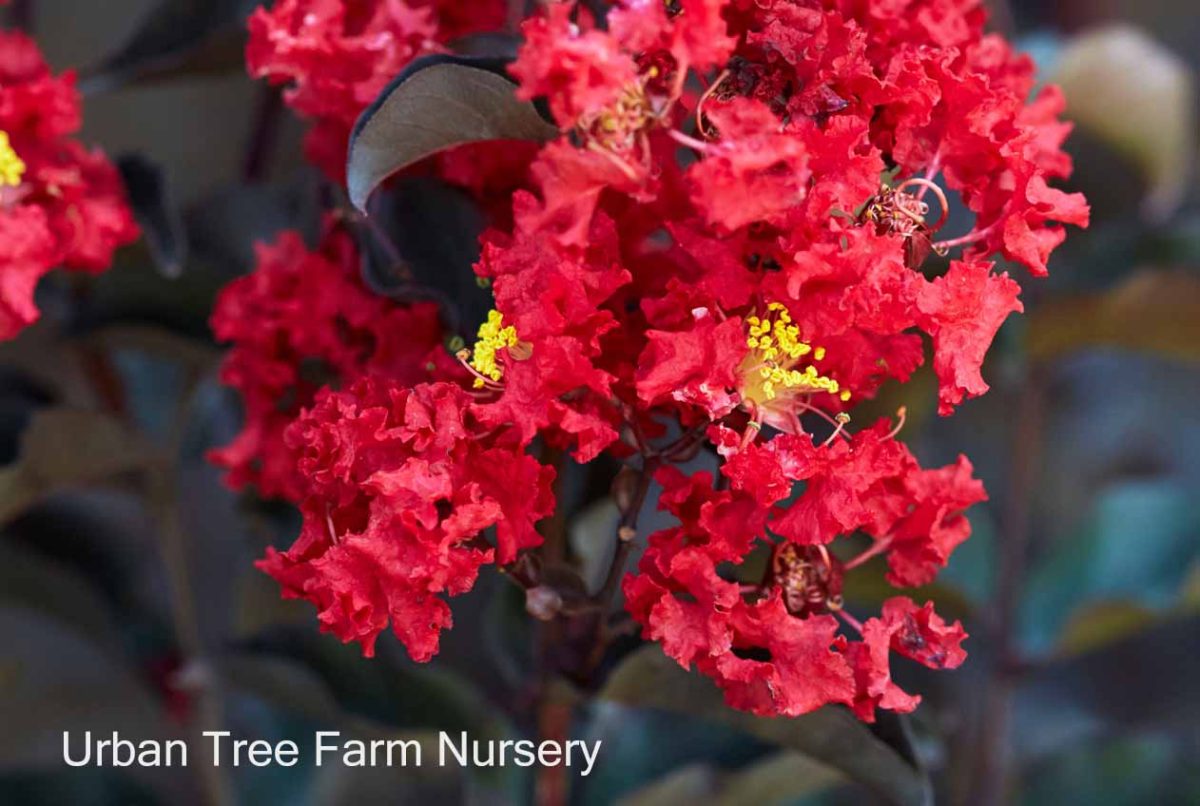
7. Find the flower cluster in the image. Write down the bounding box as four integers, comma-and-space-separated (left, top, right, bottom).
260, 376, 555, 660
220, 0, 1088, 719
0, 30, 138, 340
209, 218, 456, 502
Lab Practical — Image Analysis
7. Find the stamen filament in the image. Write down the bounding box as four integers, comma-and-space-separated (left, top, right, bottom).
894, 177, 948, 231
696, 69, 730, 139
669, 128, 711, 153
844, 537, 893, 571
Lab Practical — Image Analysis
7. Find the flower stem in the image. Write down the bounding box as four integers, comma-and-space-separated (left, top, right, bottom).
595, 456, 658, 610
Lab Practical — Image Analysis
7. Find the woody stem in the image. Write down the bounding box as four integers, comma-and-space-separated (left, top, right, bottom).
594, 456, 659, 610
971, 370, 1045, 806
534, 445, 570, 806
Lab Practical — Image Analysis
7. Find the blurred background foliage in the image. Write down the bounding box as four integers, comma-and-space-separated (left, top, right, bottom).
0, 0, 1198, 804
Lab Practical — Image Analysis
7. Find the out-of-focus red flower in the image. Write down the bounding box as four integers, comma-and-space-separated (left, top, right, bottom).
209, 219, 456, 501
0, 30, 138, 340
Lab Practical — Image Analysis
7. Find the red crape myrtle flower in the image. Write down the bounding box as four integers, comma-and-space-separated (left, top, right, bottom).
260, 376, 555, 660
221, 0, 1088, 721
0, 30, 138, 340
209, 217, 457, 502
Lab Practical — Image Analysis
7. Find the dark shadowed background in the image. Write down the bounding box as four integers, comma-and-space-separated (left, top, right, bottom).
0, 1, 1197, 804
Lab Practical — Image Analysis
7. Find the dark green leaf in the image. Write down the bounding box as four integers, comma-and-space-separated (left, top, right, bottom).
0, 770, 163, 806
1014, 615, 1200, 761
357, 176, 491, 335
240, 627, 514, 742
186, 181, 321, 276
1018, 481, 1199, 654
347, 55, 557, 211
79, 0, 256, 94
0, 409, 150, 524
309, 739, 462, 805
0, 542, 123, 651
619, 753, 844, 806
118, 155, 187, 279
1018, 734, 1197, 806
448, 32, 523, 60
599, 646, 932, 806
0, 606, 174, 798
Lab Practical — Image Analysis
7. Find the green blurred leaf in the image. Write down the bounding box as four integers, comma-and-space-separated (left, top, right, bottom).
1026, 269, 1200, 363
217, 653, 349, 728
0, 606, 180, 799
712, 753, 843, 806
1015, 615, 1200, 760
936, 505, 998, 605
840, 559, 974, 622
1055, 601, 1157, 656
0, 542, 123, 652
308, 737, 462, 806
1018, 481, 1200, 654
620, 752, 844, 806
599, 646, 931, 806
0, 409, 150, 524
618, 763, 715, 806
239, 628, 517, 788
1053, 25, 1196, 222
1019, 734, 1197, 806
0, 770, 163, 806
79, 0, 256, 94
118, 155, 187, 279
569, 497, 621, 594
347, 55, 556, 211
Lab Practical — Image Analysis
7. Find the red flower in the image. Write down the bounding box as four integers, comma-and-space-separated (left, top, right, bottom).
222, 0, 1085, 717
260, 377, 556, 659
850, 597, 967, 721
624, 435, 977, 718
510, 3, 639, 129
686, 99, 811, 231
917, 259, 1023, 414
247, 0, 509, 179
0, 31, 138, 340
209, 220, 455, 501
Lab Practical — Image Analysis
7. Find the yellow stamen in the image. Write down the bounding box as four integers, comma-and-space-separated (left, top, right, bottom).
0, 131, 26, 187
741, 302, 845, 404
468, 309, 520, 388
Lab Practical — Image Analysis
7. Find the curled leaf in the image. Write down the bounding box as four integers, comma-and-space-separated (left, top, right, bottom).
347, 55, 557, 211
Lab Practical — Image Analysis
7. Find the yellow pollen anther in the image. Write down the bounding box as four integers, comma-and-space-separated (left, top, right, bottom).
740, 302, 848, 406
0, 131, 26, 187
468, 309, 520, 388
